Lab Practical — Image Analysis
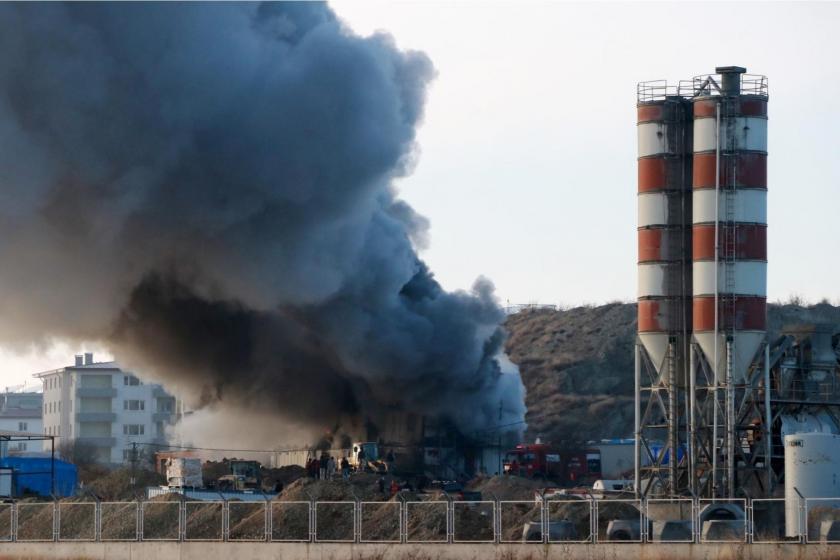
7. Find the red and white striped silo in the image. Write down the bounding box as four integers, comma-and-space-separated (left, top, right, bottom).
636, 94, 693, 377
691, 66, 768, 382
635, 68, 769, 499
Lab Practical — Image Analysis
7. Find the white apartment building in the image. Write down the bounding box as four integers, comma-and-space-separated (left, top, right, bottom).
0, 391, 43, 454
35, 353, 181, 464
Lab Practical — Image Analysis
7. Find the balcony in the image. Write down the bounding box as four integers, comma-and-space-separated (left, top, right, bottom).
152, 411, 174, 423
75, 436, 116, 448
76, 387, 116, 398
76, 412, 117, 423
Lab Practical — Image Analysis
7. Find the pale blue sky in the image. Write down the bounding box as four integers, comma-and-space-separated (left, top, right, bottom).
2, 2, 838, 387
335, 1, 840, 306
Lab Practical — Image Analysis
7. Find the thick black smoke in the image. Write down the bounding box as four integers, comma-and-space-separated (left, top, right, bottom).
0, 2, 525, 435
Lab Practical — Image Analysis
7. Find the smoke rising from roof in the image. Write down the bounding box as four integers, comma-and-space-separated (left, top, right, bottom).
0, 2, 525, 436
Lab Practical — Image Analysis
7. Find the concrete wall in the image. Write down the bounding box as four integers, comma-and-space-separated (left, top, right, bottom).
0, 542, 837, 560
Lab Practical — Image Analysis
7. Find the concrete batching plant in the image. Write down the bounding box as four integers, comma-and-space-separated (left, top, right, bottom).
636, 66, 840, 504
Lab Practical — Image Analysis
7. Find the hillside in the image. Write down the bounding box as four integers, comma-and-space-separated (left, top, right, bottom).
503, 301, 840, 445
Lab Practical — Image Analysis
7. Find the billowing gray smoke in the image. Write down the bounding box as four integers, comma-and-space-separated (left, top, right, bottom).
0, 2, 525, 436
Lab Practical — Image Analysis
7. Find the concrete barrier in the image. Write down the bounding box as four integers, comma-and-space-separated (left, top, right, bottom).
0, 542, 838, 560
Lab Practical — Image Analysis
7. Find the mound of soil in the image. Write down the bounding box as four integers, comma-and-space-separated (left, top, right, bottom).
86, 467, 165, 501
468, 475, 543, 501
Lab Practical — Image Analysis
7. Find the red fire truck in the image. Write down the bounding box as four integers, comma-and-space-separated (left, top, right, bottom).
503, 443, 602, 485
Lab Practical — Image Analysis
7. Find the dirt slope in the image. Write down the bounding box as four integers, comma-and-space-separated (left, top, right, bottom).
504, 301, 840, 445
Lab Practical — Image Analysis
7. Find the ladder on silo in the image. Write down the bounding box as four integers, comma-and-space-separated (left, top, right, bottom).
722, 100, 737, 331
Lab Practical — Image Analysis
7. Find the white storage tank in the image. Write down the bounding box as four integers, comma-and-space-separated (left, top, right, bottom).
784, 433, 840, 537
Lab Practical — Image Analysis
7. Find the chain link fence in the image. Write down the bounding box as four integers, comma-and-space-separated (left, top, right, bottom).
0, 497, 835, 543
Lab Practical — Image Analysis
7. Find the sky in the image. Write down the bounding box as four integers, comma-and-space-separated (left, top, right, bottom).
2, 1, 839, 388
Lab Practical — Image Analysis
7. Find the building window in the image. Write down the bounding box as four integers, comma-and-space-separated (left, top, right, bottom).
123, 375, 141, 386
18, 422, 27, 432
123, 400, 145, 411
123, 424, 145, 436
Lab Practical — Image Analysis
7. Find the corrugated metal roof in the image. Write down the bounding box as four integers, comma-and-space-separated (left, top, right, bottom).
0, 429, 52, 439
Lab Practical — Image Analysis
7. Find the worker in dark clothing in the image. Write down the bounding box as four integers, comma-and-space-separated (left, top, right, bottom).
319, 452, 329, 480
341, 457, 350, 480
386, 449, 396, 472
378, 476, 386, 495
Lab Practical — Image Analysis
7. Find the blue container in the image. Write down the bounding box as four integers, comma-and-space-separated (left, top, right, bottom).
0, 457, 77, 497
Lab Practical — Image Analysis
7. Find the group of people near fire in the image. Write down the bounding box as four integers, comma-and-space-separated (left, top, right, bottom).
305, 453, 348, 480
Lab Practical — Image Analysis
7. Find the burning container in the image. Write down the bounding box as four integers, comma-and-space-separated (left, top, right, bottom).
165, 457, 203, 488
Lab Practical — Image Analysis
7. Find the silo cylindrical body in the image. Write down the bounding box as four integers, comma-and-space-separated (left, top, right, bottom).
784, 433, 840, 537
637, 98, 693, 373
691, 92, 768, 381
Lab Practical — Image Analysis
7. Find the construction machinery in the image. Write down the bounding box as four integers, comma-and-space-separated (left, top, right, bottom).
213, 459, 262, 491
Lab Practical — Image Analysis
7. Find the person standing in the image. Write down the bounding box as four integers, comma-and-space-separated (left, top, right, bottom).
327, 455, 336, 480
357, 445, 366, 471
386, 449, 396, 473
319, 452, 329, 480
341, 456, 350, 480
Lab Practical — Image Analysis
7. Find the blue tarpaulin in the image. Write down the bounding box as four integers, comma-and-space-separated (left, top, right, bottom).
0, 457, 76, 497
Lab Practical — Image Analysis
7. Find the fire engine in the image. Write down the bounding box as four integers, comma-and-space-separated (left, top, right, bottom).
503, 442, 602, 485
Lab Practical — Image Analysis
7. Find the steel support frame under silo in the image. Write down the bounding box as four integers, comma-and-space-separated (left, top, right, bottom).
635, 340, 690, 497
689, 341, 774, 498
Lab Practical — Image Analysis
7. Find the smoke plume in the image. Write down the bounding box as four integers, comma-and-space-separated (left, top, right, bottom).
0, 2, 525, 438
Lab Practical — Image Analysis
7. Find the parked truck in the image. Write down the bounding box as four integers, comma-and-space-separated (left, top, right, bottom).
504, 443, 563, 479
503, 443, 602, 485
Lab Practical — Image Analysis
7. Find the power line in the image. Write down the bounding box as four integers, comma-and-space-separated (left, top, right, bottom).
136, 441, 310, 454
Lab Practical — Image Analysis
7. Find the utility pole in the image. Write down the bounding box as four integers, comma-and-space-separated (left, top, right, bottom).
130, 442, 138, 491
50, 437, 55, 496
